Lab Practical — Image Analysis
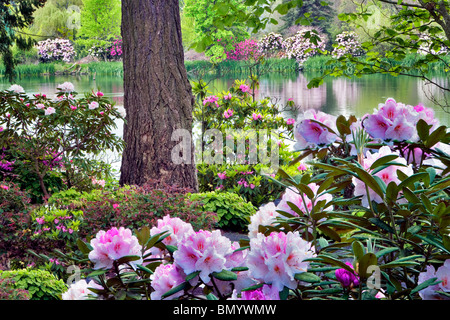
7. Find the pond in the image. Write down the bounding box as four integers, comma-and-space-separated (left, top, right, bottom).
2, 70, 449, 127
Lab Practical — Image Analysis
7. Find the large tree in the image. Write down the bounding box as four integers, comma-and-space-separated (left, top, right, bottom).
118, 0, 305, 189
119, 0, 198, 189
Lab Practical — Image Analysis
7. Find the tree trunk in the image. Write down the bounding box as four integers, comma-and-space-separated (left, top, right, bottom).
120, 0, 198, 190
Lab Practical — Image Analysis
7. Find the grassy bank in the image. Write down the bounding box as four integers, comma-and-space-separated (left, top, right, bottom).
1, 53, 448, 78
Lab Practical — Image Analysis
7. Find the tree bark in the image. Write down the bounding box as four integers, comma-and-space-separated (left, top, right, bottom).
120, 0, 198, 190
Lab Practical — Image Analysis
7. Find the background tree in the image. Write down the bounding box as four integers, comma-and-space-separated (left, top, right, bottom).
183, 0, 250, 62
0, 0, 46, 82
28, 0, 83, 39
279, 0, 335, 39
76, 0, 121, 52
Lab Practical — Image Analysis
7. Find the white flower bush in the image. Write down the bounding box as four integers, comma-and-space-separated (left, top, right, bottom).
36, 38, 76, 63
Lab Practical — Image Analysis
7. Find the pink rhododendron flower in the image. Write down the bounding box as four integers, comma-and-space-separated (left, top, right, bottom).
363, 98, 438, 142
88, 227, 143, 270
252, 113, 262, 121
223, 93, 232, 100
277, 183, 332, 217
173, 230, 233, 283
45, 107, 56, 115
352, 146, 414, 207
246, 231, 315, 291
335, 262, 360, 288
418, 259, 450, 300
113, 204, 119, 209
286, 118, 295, 125
148, 215, 194, 257
218, 172, 227, 180
89, 101, 99, 110
8, 84, 24, 93
234, 284, 280, 300
203, 95, 219, 107
58, 82, 75, 93
223, 109, 234, 119
0, 185, 8, 190
240, 84, 250, 92
297, 163, 308, 171
62, 279, 101, 300
294, 109, 338, 149
248, 202, 279, 239
36, 217, 45, 225
150, 263, 186, 300
36, 103, 45, 110
70, 105, 77, 110
96, 91, 104, 97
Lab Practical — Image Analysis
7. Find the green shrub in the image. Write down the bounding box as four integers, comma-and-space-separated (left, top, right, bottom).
190, 191, 256, 232
0, 278, 30, 300
0, 269, 67, 300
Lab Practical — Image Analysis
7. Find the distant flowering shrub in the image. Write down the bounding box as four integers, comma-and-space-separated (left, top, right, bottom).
258, 32, 284, 57
281, 27, 327, 65
226, 39, 262, 61
332, 31, 365, 58
36, 38, 76, 63
417, 34, 449, 56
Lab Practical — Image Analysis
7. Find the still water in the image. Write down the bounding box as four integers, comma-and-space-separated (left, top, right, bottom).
2, 71, 448, 173
1, 71, 449, 133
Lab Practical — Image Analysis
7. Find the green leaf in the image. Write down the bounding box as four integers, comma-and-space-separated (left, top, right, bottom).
352, 240, 365, 260
370, 155, 399, 171
161, 282, 188, 299
116, 255, 141, 265
206, 293, 219, 300
358, 253, 377, 279
185, 271, 200, 282
295, 272, 321, 283
211, 269, 238, 281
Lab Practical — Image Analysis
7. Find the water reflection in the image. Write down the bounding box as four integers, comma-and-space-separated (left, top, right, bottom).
1, 71, 449, 126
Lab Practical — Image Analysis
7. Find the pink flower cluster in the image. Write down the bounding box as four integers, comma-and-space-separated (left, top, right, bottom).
277, 183, 333, 217
247, 231, 315, 290
294, 109, 337, 149
281, 27, 327, 65
223, 109, 234, 119
332, 31, 365, 58
150, 263, 186, 300
226, 39, 262, 61
203, 95, 219, 107
418, 259, 450, 300
147, 215, 194, 257
36, 38, 76, 63
335, 262, 360, 288
363, 98, 439, 142
173, 230, 243, 283
353, 146, 413, 207
252, 113, 262, 121
88, 227, 142, 270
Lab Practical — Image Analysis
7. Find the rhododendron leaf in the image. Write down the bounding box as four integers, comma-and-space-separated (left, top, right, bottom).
231, 267, 249, 272
295, 272, 321, 283
136, 226, 150, 247
185, 271, 201, 282
375, 247, 399, 259
401, 187, 420, 203
284, 201, 305, 217
315, 254, 355, 273
318, 225, 341, 242
87, 269, 108, 278
369, 218, 395, 234
136, 264, 153, 275
398, 172, 428, 189
352, 240, 365, 261
116, 255, 141, 265
425, 125, 447, 148
296, 183, 315, 200
369, 155, 399, 171
161, 282, 188, 299
207, 293, 219, 300
358, 253, 377, 279
416, 119, 431, 141
211, 270, 237, 281
241, 283, 264, 292
77, 239, 92, 255
410, 277, 440, 296
289, 150, 314, 166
